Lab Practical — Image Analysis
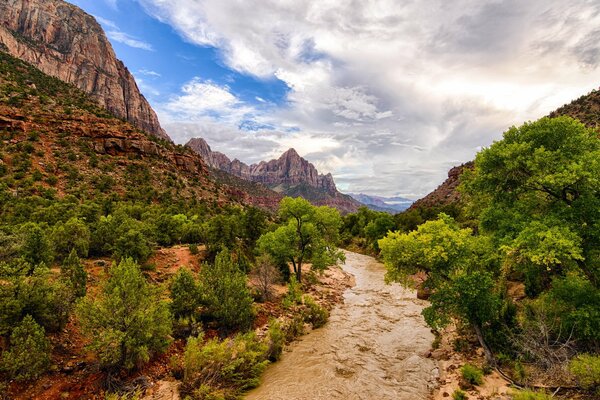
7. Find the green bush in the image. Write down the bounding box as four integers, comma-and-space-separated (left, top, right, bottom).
266, 319, 285, 361
52, 217, 90, 259
76, 258, 172, 370
461, 363, 483, 386
0, 315, 50, 381
569, 354, 600, 390
282, 276, 302, 309
302, 295, 329, 328
510, 389, 551, 400
19, 222, 52, 268
113, 227, 152, 263
60, 249, 87, 298
181, 332, 269, 399
170, 268, 201, 319
452, 389, 467, 400
198, 250, 255, 331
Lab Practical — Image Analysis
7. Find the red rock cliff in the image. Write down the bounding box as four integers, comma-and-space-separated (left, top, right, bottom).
0, 0, 170, 141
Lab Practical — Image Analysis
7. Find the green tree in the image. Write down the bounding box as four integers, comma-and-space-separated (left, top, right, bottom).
52, 217, 90, 259
462, 116, 600, 288
364, 213, 395, 250
379, 214, 501, 364
170, 268, 201, 319
76, 258, 172, 370
257, 197, 345, 282
61, 249, 87, 298
198, 250, 255, 331
112, 226, 152, 263
19, 222, 52, 270
0, 315, 50, 381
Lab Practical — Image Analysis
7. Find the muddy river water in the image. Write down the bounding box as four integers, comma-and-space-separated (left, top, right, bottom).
245, 251, 439, 400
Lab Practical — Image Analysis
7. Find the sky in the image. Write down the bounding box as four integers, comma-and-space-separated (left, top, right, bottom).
69, 0, 600, 199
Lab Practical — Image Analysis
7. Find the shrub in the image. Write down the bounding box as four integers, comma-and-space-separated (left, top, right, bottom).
181, 332, 269, 399
282, 276, 302, 309
52, 217, 90, 259
569, 354, 600, 390
113, 228, 152, 263
461, 363, 483, 386
77, 258, 172, 370
452, 389, 467, 400
510, 389, 551, 400
266, 319, 285, 361
19, 222, 52, 268
170, 268, 201, 319
198, 250, 255, 331
302, 295, 329, 328
250, 255, 281, 302
0, 315, 50, 381
60, 249, 87, 298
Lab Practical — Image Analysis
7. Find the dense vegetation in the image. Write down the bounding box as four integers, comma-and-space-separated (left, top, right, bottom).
0, 50, 341, 399
345, 116, 600, 398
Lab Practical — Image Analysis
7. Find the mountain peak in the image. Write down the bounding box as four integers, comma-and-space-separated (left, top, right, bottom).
281, 148, 300, 159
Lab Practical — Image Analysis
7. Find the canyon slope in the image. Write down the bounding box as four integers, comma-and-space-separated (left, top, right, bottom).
0, 50, 281, 210
412, 88, 600, 210
0, 0, 169, 140
187, 137, 360, 213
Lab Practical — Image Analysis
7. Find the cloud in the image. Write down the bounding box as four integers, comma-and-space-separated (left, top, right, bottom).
106, 30, 154, 51
103, 0, 118, 10
142, 0, 600, 198
138, 69, 161, 77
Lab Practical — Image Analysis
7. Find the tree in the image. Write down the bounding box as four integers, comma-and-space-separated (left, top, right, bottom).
250, 254, 282, 302
52, 217, 90, 260
462, 116, 600, 288
19, 222, 52, 270
0, 315, 50, 381
257, 197, 345, 282
379, 214, 501, 364
61, 249, 87, 298
76, 258, 172, 370
364, 213, 396, 250
170, 268, 201, 319
198, 250, 255, 331
112, 226, 152, 263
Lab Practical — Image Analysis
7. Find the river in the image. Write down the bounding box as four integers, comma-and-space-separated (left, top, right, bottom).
245, 250, 439, 400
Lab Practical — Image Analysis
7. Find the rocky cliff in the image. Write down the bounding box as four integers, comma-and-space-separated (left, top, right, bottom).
0, 0, 169, 141
186, 137, 360, 213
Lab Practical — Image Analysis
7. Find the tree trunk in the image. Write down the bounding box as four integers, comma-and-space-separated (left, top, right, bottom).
473, 323, 495, 367
296, 261, 302, 283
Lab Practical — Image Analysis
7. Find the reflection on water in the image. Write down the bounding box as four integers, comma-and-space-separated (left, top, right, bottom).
245, 251, 438, 400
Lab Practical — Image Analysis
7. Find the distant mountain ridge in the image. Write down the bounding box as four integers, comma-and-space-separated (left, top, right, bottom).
186, 137, 360, 213
0, 0, 169, 141
348, 193, 413, 213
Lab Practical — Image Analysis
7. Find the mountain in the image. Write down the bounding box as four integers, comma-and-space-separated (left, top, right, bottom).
0, 50, 282, 209
412, 88, 600, 211
0, 0, 169, 141
186, 137, 360, 213
348, 193, 413, 213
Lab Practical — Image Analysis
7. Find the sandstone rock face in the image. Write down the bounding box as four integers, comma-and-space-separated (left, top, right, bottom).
186, 137, 360, 213
0, 0, 169, 141
409, 162, 474, 210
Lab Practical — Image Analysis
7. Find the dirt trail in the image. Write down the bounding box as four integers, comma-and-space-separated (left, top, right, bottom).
245, 250, 439, 400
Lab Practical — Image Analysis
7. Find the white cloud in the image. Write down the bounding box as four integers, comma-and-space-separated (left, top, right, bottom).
142, 0, 600, 198
106, 30, 154, 51
138, 69, 161, 77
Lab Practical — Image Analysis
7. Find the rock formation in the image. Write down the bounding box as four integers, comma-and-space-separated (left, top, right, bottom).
0, 0, 169, 140
186, 137, 360, 213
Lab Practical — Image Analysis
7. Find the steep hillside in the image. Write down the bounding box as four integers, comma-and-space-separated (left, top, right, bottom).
0, 50, 275, 209
187, 137, 360, 213
412, 88, 600, 211
0, 0, 169, 140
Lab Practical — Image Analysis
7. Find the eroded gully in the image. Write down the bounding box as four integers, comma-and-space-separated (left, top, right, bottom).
245, 250, 439, 400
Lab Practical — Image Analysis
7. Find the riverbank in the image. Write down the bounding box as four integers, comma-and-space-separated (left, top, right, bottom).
246, 251, 438, 400
142, 256, 355, 400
